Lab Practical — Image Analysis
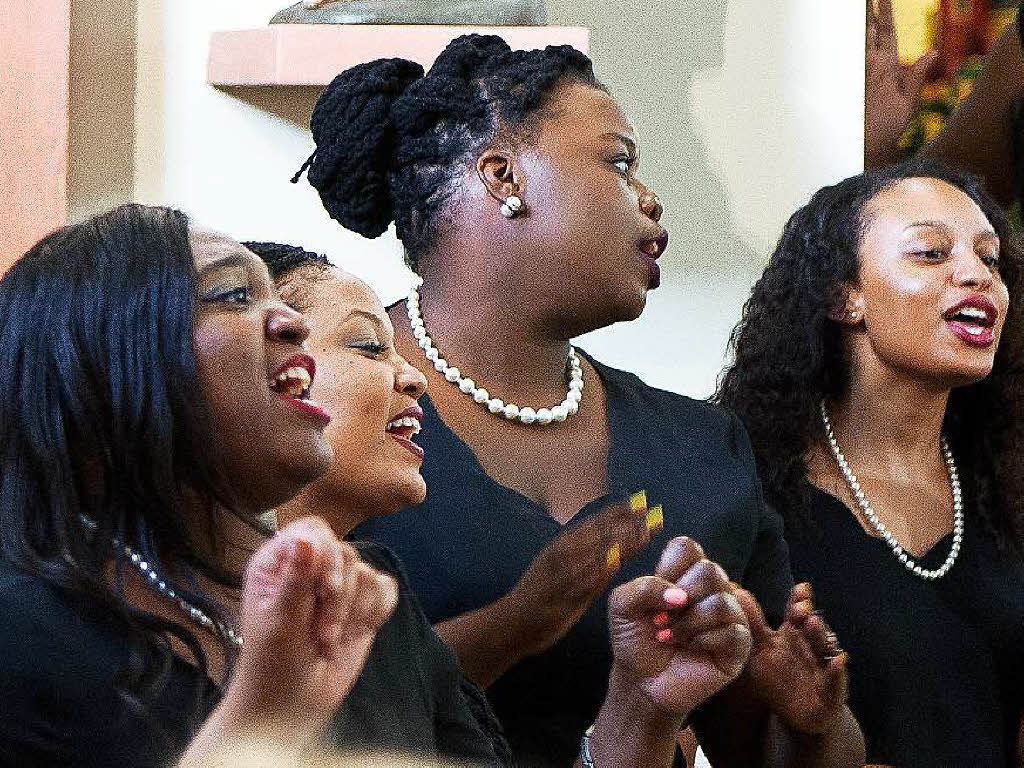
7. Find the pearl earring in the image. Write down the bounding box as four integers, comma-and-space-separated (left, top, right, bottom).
501, 194, 524, 218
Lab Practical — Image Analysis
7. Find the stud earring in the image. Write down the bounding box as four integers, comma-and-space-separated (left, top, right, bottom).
501, 194, 525, 218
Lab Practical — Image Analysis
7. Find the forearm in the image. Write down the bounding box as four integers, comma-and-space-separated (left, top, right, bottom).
435, 590, 542, 688
762, 706, 864, 768
180, 699, 307, 767
576, 664, 686, 768
921, 18, 1024, 205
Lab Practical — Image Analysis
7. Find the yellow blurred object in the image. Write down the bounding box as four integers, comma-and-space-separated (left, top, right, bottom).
892, 0, 940, 64
957, 77, 975, 101
922, 112, 945, 141
629, 490, 647, 513
606, 543, 621, 571
646, 505, 664, 534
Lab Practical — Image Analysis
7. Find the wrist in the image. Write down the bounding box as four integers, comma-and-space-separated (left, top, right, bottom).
601, 662, 689, 734
499, 585, 555, 659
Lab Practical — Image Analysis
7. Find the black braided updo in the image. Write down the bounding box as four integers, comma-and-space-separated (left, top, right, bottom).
292, 34, 601, 272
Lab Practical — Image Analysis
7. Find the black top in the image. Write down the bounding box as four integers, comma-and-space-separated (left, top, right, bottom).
354, 352, 794, 767
786, 485, 1024, 767
0, 543, 508, 767
327, 543, 509, 764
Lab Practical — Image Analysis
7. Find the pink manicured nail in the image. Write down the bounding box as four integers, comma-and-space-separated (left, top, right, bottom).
656, 628, 673, 643
663, 587, 687, 607
653, 611, 670, 627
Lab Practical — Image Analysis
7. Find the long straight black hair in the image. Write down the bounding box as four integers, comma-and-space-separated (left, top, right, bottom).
0, 204, 243, 725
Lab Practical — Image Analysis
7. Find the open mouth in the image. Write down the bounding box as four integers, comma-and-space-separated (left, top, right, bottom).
942, 296, 997, 348
386, 405, 424, 459
637, 230, 668, 290
270, 354, 331, 424
638, 230, 669, 259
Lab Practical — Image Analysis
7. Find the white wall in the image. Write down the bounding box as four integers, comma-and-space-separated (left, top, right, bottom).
86, 0, 864, 398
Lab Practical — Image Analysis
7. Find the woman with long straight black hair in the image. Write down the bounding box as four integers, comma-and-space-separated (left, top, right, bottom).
0, 204, 398, 766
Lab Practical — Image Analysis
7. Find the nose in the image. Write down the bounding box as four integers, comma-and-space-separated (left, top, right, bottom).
952, 250, 995, 290
395, 356, 428, 399
266, 304, 311, 346
637, 184, 663, 223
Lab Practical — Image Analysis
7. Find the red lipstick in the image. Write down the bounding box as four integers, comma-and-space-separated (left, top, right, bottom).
386, 405, 424, 460
942, 294, 998, 349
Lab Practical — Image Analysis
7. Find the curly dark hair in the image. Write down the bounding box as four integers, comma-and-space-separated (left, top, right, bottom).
714, 159, 1024, 550
291, 33, 601, 272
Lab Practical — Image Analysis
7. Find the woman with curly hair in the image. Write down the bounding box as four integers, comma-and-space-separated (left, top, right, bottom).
716, 159, 1024, 766
291, 33, 864, 767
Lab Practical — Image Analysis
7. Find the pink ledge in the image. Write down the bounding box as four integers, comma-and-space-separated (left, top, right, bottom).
208, 25, 591, 86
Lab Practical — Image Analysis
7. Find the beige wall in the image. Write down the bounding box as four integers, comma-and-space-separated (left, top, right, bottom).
69, 0, 135, 222
73, 0, 864, 397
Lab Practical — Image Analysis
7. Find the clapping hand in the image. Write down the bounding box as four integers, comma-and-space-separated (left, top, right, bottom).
607, 536, 752, 718
510, 493, 657, 657
186, 516, 398, 761
736, 582, 849, 735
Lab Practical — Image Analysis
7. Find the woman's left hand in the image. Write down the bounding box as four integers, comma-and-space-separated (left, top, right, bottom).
735, 582, 849, 735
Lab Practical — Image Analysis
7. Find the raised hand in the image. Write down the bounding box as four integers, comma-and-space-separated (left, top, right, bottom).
509, 493, 657, 657
607, 536, 752, 717
186, 516, 398, 760
736, 582, 849, 735
865, 0, 939, 168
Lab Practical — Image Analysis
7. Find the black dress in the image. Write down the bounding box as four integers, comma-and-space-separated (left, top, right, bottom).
786, 484, 1024, 767
0, 543, 508, 767
354, 351, 794, 767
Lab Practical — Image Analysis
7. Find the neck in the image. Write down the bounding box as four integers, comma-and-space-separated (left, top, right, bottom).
275, 486, 364, 539
827, 353, 950, 476
411, 276, 577, 404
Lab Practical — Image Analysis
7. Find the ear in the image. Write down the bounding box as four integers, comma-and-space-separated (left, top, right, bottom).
827, 282, 865, 326
476, 149, 522, 205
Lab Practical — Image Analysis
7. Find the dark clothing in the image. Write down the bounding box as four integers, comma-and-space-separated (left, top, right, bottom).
354, 352, 794, 767
0, 558, 219, 768
328, 543, 509, 764
787, 484, 1024, 768
0, 543, 507, 767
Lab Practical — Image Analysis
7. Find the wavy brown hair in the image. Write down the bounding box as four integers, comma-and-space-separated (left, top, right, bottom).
715, 160, 1024, 550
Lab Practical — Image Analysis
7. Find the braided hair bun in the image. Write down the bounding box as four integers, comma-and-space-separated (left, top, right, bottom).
295, 58, 424, 238
294, 34, 599, 270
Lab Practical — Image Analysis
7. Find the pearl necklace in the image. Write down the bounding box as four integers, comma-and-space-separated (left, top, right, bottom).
820, 402, 963, 580
81, 516, 243, 646
406, 281, 583, 426
121, 541, 243, 647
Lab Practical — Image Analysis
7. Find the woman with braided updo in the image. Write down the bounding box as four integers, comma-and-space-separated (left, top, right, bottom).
716, 160, 1024, 765
293, 34, 864, 767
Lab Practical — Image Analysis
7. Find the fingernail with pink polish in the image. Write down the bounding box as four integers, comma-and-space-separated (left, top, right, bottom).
663, 587, 687, 607
653, 611, 669, 627
656, 628, 673, 643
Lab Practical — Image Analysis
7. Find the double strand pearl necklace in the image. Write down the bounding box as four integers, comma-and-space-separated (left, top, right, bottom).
82, 516, 243, 647
820, 402, 963, 580
406, 281, 583, 426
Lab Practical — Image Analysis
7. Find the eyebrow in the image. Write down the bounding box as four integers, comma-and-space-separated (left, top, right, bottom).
196, 253, 256, 278
904, 220, 998, 239
337, 308, 390, 335
600, 132, 637, 155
